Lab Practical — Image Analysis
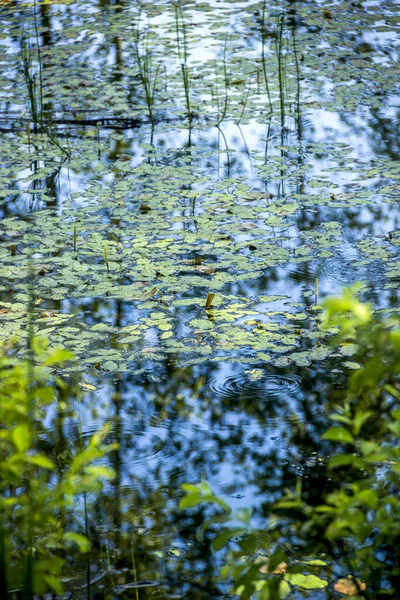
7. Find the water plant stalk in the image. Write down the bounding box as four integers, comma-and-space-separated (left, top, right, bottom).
104, 245, 110, 275
175, 1, 192, 126
216, 33, 229, 126
131, 542, 140, 600
261, 0, 273, 113
21, 37, 40, 129
236, 76, 251, 126
33, 0, 43, 120
275, 14, 285, 127
26, 122, 31, 153
292, 21, 302, 140
133, 19, 160, 126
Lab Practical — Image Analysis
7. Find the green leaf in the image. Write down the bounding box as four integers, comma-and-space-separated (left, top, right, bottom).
353, 410, 373, 435
179, 493, 204, 509
328, 455, 366, 469
179, 493, 228, 511
330, 414, 353, 426
299, 559, 327, 566
43, 349, 74, 366
12, 423, 31, 453
322, 427, 354, 444
356, 489, 379, 509
284, 573, 328, 589
23, 454, 55, 469
179, 481, 230, 512
279, 580, 291, 599
274, 499, 304, 509
212, 528, 245, 551
86, 465, 115, 479
42, 574, 63, 595
63, 532, 90, 552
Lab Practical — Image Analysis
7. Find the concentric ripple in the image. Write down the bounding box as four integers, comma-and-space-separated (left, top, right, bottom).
288, 255, 386, 289
208, 372, 304, 402
60, 418, 185, 487
318, 258, 381, 286
201, 368, 320, 431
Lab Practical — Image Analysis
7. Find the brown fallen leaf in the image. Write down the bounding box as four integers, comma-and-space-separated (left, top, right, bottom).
272, 562, 288, 574
258, 561, 287, 575
334, 576, 366, 596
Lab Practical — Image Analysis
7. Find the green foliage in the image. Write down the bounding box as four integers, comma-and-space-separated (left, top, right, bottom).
179, 288, 400, 599
0, 338, 116, 597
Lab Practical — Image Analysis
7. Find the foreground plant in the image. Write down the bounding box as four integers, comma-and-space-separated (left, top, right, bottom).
0, 338, 116, 598
179, 287, 400, 599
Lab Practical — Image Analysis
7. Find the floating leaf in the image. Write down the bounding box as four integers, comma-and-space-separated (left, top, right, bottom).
284, 573, 328, 589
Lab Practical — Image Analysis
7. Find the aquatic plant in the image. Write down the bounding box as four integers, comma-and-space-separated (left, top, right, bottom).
174, 0, 192, 126
132, 17, 161, 125
275, 14, 286, 127
20, 35, 43, 129
0, 2, 399, 599
180, 288, 400, 599
260, 0, 273, 113
0, 338, 116, 597
215, 33, 230, 127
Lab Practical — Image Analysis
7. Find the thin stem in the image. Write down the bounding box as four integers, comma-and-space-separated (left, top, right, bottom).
292, 21, 302, 140
275, 15, 285, 127
216, 33, 229, 126
131, 542, 140, 600
33, 0, 43, 126
236, 77, 251, 126
261, 0, 272, 112
175, 1, 192, 125
0, 527, 8, 599
133, 20, 159, 125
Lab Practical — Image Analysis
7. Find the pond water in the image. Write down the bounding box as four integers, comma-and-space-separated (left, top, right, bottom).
0, 0, 399, 597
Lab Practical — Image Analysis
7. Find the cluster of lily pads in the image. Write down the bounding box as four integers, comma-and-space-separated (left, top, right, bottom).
0, 137, 399, 373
